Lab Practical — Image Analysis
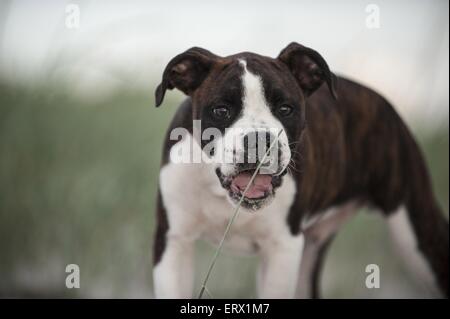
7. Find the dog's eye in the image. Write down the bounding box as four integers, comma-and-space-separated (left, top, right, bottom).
277, 104, 293, 117
212, 105, 231, 120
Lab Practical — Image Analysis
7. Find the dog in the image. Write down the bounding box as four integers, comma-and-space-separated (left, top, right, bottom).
152, 43, 449, 298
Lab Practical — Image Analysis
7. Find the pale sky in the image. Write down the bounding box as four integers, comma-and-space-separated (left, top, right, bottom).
0, 0, 448, 128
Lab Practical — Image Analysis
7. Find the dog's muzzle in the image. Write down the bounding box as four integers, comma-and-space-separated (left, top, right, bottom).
215, 129, 288, 210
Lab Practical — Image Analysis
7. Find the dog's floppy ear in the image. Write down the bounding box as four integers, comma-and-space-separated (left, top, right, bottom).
277, 42, 337, 99
155, 47, 219, 107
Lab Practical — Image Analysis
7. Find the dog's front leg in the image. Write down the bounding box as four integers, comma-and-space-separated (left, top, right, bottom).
153, 235, 195, 299
257, 234, 305, 298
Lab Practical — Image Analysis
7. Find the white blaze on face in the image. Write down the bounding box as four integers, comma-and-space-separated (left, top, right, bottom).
214, 59, 291, 177
240, 59, 274, 122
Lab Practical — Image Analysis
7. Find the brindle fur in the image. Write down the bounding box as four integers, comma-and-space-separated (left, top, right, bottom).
153, 43, 449, 296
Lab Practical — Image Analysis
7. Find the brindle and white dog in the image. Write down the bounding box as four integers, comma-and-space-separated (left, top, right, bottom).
152, 43, 449, 298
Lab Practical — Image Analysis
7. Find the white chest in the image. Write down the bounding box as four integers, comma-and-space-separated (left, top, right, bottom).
159, 145, 297, 254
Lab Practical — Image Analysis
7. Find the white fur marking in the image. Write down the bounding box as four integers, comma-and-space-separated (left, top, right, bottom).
156, 134, 299, 298
258, 233, 305, 298
388, 206, 439, 296
214, 59, 291, 177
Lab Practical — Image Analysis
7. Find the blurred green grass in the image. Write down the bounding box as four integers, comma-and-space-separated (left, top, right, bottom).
0, 81, 447, 298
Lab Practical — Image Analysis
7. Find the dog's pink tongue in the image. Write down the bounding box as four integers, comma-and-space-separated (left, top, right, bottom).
231, 173, 273, 199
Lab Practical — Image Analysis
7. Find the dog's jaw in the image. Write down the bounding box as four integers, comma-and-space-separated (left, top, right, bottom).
215, 166, 287, 211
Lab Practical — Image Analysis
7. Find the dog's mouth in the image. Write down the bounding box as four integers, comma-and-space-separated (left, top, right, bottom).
231, 170, 273, 199
216, 166, 285, 210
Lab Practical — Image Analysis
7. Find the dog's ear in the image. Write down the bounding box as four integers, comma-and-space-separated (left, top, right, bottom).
277, 42, 337, 99
155, 47, 219, 107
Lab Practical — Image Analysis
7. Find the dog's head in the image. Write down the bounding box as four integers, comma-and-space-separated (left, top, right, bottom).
155, 43, 337, 210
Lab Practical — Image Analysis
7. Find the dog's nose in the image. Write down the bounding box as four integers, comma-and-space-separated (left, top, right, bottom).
242, 130, 276, 164
243, 130, 274, 150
